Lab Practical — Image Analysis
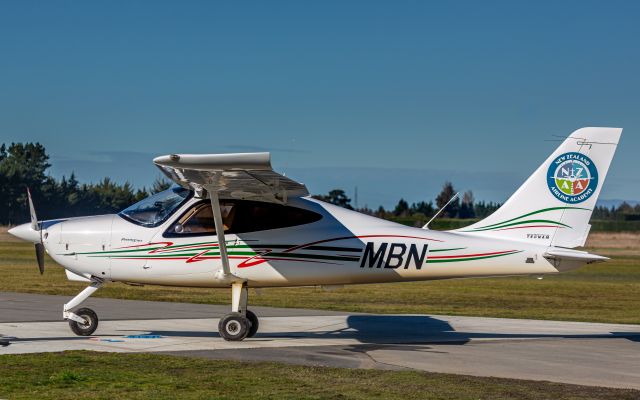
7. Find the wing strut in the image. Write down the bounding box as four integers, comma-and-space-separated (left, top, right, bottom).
208, 190, 231, 277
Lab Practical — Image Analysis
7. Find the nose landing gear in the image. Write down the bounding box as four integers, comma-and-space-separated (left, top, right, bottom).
64, 278, 103, 336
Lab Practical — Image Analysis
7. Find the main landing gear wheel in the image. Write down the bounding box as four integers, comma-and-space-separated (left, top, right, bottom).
219, 282, 257, 341
246, 310, 259, 338
218, 312, 250, 341
68, 307, 99, 336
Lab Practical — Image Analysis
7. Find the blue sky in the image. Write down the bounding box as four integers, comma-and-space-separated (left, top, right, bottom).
1, 1, 638, 208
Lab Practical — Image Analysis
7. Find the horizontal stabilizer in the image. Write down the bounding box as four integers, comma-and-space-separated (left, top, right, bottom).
543, 248, 608, 263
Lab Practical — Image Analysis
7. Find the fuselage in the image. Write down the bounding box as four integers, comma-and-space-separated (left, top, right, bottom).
36, 195, 560, 288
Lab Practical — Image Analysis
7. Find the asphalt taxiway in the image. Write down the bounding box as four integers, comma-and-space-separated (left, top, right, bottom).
1, 292, 639, 390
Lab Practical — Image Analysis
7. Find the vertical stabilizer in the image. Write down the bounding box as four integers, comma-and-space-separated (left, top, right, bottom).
456, 127, 622, 248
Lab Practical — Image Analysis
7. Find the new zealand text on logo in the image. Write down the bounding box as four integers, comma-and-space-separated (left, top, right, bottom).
547, 152, 598, 204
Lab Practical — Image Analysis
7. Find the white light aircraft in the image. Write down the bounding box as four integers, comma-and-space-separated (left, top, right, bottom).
9, 127, 622, 341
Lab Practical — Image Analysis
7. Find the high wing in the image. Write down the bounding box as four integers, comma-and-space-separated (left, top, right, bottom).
153, 152, 309, 281
153, 152, 308, 204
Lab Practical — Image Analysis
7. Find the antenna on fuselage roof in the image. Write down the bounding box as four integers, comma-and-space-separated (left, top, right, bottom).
422, 192, 459, 230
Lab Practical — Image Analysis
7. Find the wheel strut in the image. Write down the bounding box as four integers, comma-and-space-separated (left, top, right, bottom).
231, 281, 248, 314
63, 278, 103, 335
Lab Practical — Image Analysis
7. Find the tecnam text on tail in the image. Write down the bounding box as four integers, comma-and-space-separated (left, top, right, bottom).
9, 127, 622, 341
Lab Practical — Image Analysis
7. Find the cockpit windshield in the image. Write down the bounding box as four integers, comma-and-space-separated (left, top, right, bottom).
119, 187, 192, 227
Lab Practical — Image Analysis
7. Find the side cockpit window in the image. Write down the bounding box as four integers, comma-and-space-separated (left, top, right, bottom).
168, 202, 235, 235
165, 200, 321, 237
119, 187, 192, 227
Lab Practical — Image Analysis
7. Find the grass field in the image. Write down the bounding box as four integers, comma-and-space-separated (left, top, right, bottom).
1, 228, 639, 324
1, 351, 638, 400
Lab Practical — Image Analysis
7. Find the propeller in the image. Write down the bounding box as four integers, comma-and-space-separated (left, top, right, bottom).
27, 188, 45, 275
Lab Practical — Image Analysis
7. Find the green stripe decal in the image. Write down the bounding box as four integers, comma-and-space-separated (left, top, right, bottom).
463, 206, 590, 232
466, 219, 571, 232
92, 251, 360, 263
78, 244, 282, 256
74, 240, 521, 266
425, 250, 523, 263
429, 247, 467, 253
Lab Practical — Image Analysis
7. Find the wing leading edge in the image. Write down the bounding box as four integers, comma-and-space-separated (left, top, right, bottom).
153, 152, 308, 203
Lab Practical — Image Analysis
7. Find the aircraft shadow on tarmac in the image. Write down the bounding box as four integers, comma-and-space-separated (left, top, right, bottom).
130, 315, 640, 345
4, 316, 638, 346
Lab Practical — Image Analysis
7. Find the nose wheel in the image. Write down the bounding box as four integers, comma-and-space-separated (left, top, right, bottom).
68, 307, 99, 336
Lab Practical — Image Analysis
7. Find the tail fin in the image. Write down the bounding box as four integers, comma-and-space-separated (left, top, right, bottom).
457, 127, 622, 248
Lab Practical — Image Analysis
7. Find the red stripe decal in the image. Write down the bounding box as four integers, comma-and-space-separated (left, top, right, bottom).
115, 241, 173, 250
113, 255, 334, 265
428, 250, 517, 259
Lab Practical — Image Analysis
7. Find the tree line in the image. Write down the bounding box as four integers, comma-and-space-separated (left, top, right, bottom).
2, 142, 638, 226
0, 143, 170, 225
313, 183, 501, 222
592, 202, 640, 221
314, 184, 640, 223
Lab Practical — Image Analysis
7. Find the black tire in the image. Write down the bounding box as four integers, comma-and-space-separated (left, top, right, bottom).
68, 307, 99, 336
246, 310, 259, 338
218, 312, 250, 341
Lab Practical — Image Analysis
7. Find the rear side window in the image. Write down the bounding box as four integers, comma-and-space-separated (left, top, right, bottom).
165, 200, 321, 237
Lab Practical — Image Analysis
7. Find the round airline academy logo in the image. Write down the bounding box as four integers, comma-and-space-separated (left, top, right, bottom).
547, 152, 598, 204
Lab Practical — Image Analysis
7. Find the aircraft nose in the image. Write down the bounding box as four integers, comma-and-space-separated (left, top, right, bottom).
8, 223, 41, 243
